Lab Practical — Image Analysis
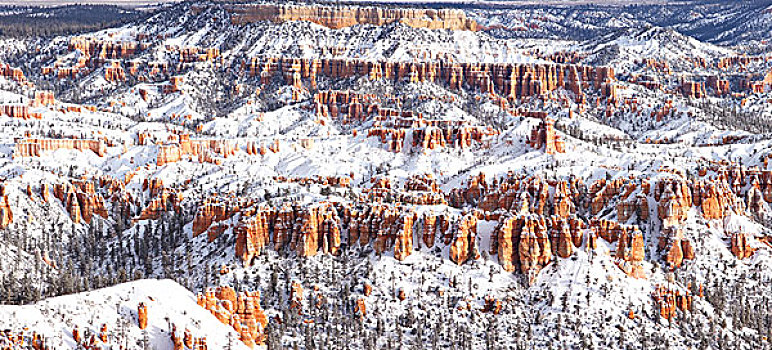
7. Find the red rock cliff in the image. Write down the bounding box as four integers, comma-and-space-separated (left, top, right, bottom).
228, 4, 478, 31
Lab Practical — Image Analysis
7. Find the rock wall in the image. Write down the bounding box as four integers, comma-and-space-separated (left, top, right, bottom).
449, 214, 479, 265
730, 231, 754, 259
0, 104, 42, 120
0, 62, 26, 83
681, 81, 706, 99
69, 36, 144, 60
14, 138, 106, 158
1, 329, 47, 349
250, 57, 616, 104
654, 285, 692, 320
197, 286, 268, 348
528, 117, 565, 154
157, 135, 237, 166
105, 61, 126, 82
51, 182, 109, 224
228, 4, 478, 31
192, 196, 431, 265
135, 188, 183, 222
34, 91, 55, 107
0, 185, 12, 229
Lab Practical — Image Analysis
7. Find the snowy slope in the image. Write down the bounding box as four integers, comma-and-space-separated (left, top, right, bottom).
0, 279, 249, 350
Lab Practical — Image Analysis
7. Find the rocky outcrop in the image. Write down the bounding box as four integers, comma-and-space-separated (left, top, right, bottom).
51, 182, 109, 224
169, 325, 208, 350
157, 135, 237, 166
449, 173, 489, 208
197, 286, 268, 347
191, 197, 246, 237
491, 214, 580, 283
706, 76, 730, 96
551, 216, 584, 258
656, 180, 691, 228
355, 298, 366, 319
184, 164, 769, 284
14, 138, 106, 158
392, 212, 415, 261
654, 285, 692, 320
0, 185, 12, 229
617, 193, 649, 222
692, 178, 743, 221
404, 173, 440, 192
290, 281, 304, 311
552, 180, 575, 218
657, 227, 696, 270
251, 57, 616, 104
365, 113, 497, 153
69, 36, 144, 59
614, 226, 646, 278
449, 214, 479, 265
730, 231, 754, 259
421, 212, 449, 249
483, 295, 503, 314
194, 199, 348, 263
680, 81, 706, 99
228, 4, 478, 31
682, 239, 695, 260
138, 303, 148, 330
290, 204, 342, 257
1, 104, 42, 119
193, 195, 447, 263
164, 76, 184, 94
518, 216, 552, 283
529, 117, 565, 154
105, 61, 126, 82
492, 215, 518, 272
235, 210, 272, 264
0, 62, 27, 83
170, 46, 220, 64
135, 188, 183, 222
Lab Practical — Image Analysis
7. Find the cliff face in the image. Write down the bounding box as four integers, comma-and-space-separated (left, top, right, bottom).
51, 182, 109, 224
228, 4, 478, 31
529, 117, 565, 154
14, 138, 106, 158
449, 214, 479, 265
197, 286, 268, 347
69, 37, 143, 59
730, 231, 754, 259
251, 58, 617, 104
193, 197, 427, 265
314, 89, 498, 153
183, 165, 772, 278
157, 135, 237, 166
654, 285, 693, 321
1, 62, 24, 80
681, 81, 706, 99
135, 188, 183, 222
0, 105, 38, 119
0, 185, 12, 229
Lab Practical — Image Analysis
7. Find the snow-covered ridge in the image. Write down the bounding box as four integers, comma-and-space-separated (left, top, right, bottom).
0, 279, 248, 349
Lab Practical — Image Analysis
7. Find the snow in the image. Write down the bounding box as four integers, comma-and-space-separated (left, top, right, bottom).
0, 1, 770, 349
0, 279, 250, 349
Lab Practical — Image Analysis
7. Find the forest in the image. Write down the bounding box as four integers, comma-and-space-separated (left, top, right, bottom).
0, 5, 146, 38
